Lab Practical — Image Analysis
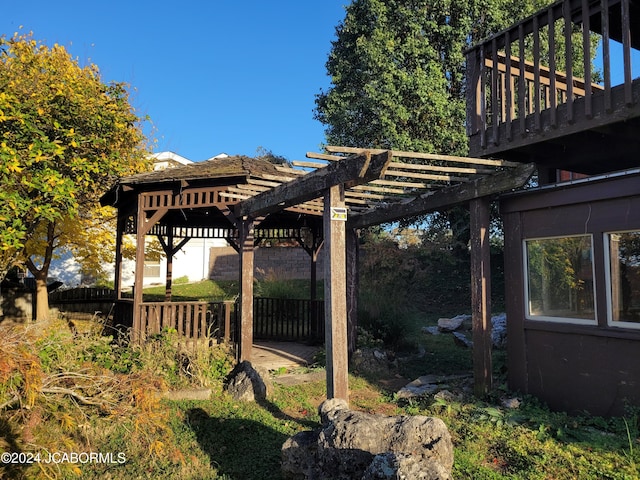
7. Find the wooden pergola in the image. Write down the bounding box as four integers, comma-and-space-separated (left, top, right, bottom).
102, 148, 534, 402
232, 146, 534, 401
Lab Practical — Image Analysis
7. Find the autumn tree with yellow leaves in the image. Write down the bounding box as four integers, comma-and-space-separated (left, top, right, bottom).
0, 33, 151, 320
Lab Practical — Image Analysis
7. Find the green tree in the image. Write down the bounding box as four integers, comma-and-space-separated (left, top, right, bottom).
0, 33, 151, 320
314, 0, 556, 249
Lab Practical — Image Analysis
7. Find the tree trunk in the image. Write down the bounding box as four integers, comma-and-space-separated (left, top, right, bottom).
26, 221, 56, 322
34, 272, 50, 322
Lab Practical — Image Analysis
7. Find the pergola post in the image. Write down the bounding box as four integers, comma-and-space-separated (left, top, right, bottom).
113, 211, 126, 300
470, 197, 493, 396
324, 184, 349, 401
133, 193, 146, 343
164, 229, 174, 302
238, 217, 255, 362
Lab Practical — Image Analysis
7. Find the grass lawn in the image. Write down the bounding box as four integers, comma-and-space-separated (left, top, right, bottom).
2, 280, 639, 479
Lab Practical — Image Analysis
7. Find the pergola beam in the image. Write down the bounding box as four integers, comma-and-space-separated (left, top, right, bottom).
348, 163, 535, 228
235, 151, 393, 218
324, 145, 521, 167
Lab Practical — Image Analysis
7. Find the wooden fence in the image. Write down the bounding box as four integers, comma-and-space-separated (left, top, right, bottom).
135, 301, 231, 350
253, 297, 324, 343
49, 288, 323, 344
49, 287, 120, 320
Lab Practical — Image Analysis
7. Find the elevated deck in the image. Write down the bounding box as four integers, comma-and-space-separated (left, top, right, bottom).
466, 0, 640, 176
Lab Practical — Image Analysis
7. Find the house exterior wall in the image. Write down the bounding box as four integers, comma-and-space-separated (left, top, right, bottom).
501, 172, 640, 416
209, 245, 325, 281
117, 238, 227, 288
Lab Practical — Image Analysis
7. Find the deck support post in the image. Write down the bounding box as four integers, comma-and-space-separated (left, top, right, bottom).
324, 184, 349, 402
238, 217, 255, 362
470, 197, 493, 396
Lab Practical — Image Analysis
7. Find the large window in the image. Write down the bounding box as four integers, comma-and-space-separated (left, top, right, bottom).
606, 231, 640, 328
524, 235, 596, 323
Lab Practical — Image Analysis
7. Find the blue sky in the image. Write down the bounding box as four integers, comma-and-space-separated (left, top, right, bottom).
2, 1, 348, 162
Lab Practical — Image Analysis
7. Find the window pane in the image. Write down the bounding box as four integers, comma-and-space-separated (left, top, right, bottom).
608, 232, 640, 324
525, 236, 595, 320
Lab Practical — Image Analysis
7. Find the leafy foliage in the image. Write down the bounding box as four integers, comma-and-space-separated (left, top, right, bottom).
0, 32, 151, 317
315, 0, 555, 155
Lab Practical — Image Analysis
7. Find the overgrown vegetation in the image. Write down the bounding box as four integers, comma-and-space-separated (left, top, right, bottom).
0, 319, 235, 479
357, 228, 504, 353
2, 265, 639, 479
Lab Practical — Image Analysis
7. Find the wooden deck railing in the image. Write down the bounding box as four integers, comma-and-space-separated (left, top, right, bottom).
125, 297, 322, 346
135, 301, 233, 348
466, 0, 637, 154
253, 297, 324, 343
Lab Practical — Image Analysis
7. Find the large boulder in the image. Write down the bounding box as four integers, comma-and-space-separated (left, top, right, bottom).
282, 398, 453, 480
224, 361, 271, 402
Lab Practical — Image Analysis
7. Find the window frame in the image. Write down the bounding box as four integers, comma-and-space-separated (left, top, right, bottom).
604, 230, 640, 330
523, 234, 598, 325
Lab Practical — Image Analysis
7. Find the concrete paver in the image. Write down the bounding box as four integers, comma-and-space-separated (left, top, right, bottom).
251, 341, 321, 371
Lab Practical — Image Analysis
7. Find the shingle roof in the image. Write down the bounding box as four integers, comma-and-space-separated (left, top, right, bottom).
117, 155, 281, 186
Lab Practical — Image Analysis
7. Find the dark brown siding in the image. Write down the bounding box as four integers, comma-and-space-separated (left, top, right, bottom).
501, 172, 640, 416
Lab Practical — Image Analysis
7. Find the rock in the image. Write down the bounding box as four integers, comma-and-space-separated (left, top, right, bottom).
433, 390, 460, 403
396, 374, 443, 399
452, 331, 473, 348
162, 388, 212, 401
501, 397, 521, 409
319, 397, 349, 425
437, 316, 465, 332
281, 430, 319, 479
422, 326, 440, 336
351, 348, 395, 376
396, 374, 472, 401
224, 361, 271, 402
491, 313, 507, 348
282, 399, 454, 479
363, 452, 452, 480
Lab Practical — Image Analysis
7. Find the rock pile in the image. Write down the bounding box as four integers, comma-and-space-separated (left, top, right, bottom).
421, 312, 508, 349
282, 398, 453, 479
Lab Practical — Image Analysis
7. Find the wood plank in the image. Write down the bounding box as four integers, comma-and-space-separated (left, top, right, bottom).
369, 179, 434, 189
533, 15, 541, 130
324, 184, 349, 401
564, 3, 575, 122
238, 218, 254, 362
351, 184, 407, 195
492, 38, 499, 145
622, 0, 632, 105
324, 146, 519, 167
518, 23, 526, 133
133, 194, 146, 343
470, 197, 492, 397
548, 7, 558, 126
389, 162, 494, 175
505, 29, 513, 140
348, 163, 535, 229
235, 151, 393, 218
384, 169, 468, 183
582, 0, 592, 118
292, 160, 329, 169
601, 0, 612, 111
